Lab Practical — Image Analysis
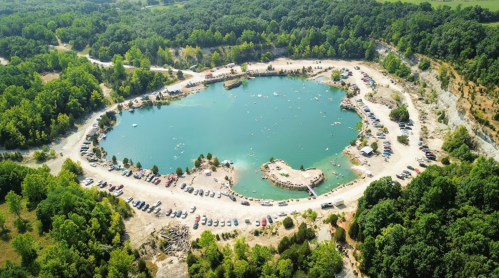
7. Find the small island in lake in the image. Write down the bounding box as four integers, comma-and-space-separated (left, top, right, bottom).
260, 159, 325, 191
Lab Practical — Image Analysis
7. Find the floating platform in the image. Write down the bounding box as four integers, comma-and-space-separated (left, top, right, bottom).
224, 79, 242, 90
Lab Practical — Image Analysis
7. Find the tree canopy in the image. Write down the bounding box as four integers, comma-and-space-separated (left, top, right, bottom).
351, 158, 499, 278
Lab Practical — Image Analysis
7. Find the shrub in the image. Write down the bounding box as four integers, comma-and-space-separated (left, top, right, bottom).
283, 217, 294, 229
325, 214, 339, 227
441, 156, 450, 165
334, 226, 346, 243
254, 230, 259, 236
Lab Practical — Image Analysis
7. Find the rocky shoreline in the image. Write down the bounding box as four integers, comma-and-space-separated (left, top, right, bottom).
259, 159, 325, 191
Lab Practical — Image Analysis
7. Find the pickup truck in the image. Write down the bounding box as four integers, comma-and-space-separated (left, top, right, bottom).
321, 202, 333, 209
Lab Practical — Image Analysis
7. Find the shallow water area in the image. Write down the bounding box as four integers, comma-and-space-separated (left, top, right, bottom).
101, 77, 361, 200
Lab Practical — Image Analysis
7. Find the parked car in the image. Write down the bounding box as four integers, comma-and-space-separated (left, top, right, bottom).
117, 184, 124, 190
190, 206, 196, 213
199, 189, 204, 196
193, 222, 199, 229
133, 200, 140, 207
201, 215, 207, 225
233, 218, 238, 226
419, 162, 428, 168
154, 179, 161, 185
210, 192, 215, 197
214, 219, 219, 226
195, 214, 200, 222
114, 190, 123, 197
108, 185, 116, 192
142, 204, 149, 211
181, 183, 187, 189
262, 218, 267, 226
194, 189, 199, 195
226, 219, 231, 226
407, 165, 414, 170
176, 210, 182, 217
267, 215, 273, 224
255, 219, 260, 226
415, 168, 421, 174
221, 219, 225, 227
207, 219, 212, 226
241, 201, 250, 206
165, 209, 172, 216
126, 196, 133, 203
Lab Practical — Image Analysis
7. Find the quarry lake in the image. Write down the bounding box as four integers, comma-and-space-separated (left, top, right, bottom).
101, 77, 361, 200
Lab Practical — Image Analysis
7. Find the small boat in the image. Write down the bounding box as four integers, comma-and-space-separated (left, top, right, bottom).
129, 108, 134, 112
258, 94, 262, 98
273, 92, 279, 96
132, 124, 138, 127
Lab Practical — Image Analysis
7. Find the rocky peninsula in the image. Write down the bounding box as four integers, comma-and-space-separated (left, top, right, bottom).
260, 160, 325, 191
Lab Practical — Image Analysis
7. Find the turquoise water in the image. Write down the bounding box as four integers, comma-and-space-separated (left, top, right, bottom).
101, 77, 361, 200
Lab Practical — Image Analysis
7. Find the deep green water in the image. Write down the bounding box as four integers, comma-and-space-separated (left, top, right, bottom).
101, 77, 361, 200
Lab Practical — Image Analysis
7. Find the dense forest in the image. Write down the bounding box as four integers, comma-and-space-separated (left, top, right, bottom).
188, 222, 343, 278
349, 156, 499, 278
0, 159, 151, 278
2, 0, 499, 148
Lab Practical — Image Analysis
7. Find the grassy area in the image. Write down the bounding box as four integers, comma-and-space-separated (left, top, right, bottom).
79, 45, 91, 55
0, 200, 55, 266
377, 0, 499, 11
151, 4, 184, 12
483, 21, 499, 26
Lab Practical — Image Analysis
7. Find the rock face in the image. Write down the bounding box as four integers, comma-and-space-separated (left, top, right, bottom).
260, 159, 325, 191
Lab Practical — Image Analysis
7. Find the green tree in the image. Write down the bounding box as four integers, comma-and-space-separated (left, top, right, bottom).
61, 158, 83, 175
108, 248, 134, 278
211, 51, 221, 66
334, 226, 346, 243
300, 165, 304, 170
195, 160, 201, 168
0, 212, 6, 231
371, 142, 378, 152
152, 165, 159, 174
308, 240, 343, 277
283, 217, 293, 229
112, 155, 117, 164
177, 70, 184, 79
6, 191, 22, 217
11, 233, 37, 267
176, 167, 183, 176
136, 162, 142, 169
233, 259, 249, 278
22, 174, 48, 209
331, 70, 341, 81
270, 157, 274, 162
212, 157, 219, 167
123, 157, 129, 165
206, 153, 212, 160
240, 63, 248, 72
112, 54, 126, 79
277, 259, 293, 278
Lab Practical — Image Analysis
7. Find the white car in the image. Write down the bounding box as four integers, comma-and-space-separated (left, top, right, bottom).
90, 163, 97, 167
210, 192, 215, 197
114, 190, 123, 197
153, 200, 162, 207
97, 180, 103, 185
289, 210, 298, 215
126, 196, 133, 203
278, 212, 287, 216
220, 219, 225, 227
273, 215, 279, 222
226, 218, 231, 226
217, 192, 221, 198
201, 216, 207, 225
255, 218, 260, 226
182, 211, 188, 219
190, 206, 196, 213
154, 207, 161, 214
171, 210, 177, 218
214, 219, 219, 226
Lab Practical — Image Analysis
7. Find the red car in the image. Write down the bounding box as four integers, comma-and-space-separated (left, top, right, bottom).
117, 184, 124, 190
108, 185, 116, 192
195, 214, 200, 222
262, 218, 267, 226
414, 168, 421, 174
100, 182, 107, 188
154, 179, 161, 185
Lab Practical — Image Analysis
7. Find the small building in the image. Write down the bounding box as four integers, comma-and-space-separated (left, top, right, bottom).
361, 146, 373, 156
167, 84, 182, 95
189, 65, 197, 70
204, 170, 211, 176
227, 63, 235, 68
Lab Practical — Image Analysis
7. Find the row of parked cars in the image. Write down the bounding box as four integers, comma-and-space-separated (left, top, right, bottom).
131, 199, 163, 214
179, 183, 236, 201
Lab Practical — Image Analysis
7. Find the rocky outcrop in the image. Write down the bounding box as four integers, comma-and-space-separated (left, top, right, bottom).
260, 159, 325, 191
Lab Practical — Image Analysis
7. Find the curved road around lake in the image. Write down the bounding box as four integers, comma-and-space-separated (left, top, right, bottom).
56, 58, 422, 238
